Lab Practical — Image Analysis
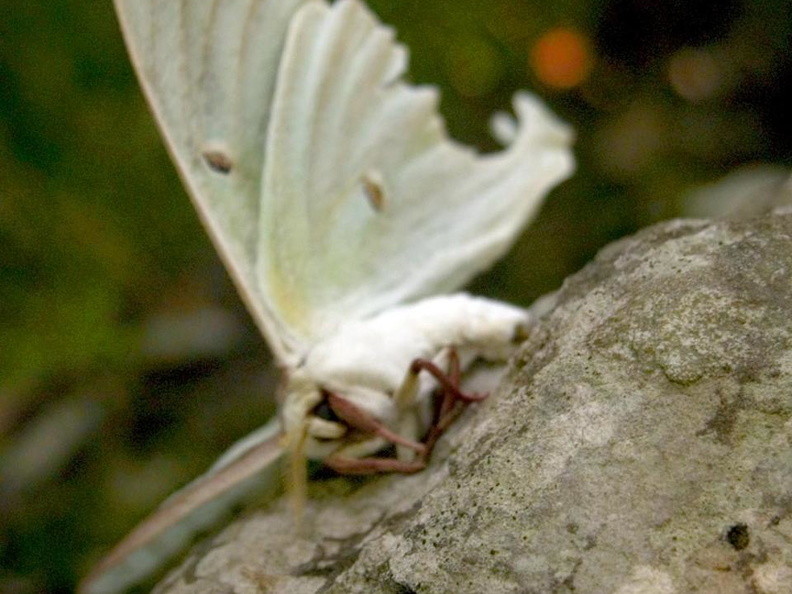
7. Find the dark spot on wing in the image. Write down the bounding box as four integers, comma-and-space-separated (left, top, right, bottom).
202, 150, 233, 174
361, 174, 386, 212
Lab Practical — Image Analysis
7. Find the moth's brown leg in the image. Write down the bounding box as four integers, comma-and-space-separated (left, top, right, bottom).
324, 455, 425, 475
437, 348, 462, 423
410, 356, 488, 403
324, 351, 490, 475
326, 392, 427, 455
422, 350, 461, 455
415, 349, 489, 458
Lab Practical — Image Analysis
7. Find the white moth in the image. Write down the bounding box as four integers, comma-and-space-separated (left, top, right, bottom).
81, 0, 574, 592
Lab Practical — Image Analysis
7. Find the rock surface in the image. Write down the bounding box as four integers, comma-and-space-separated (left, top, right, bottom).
156, 211, 792, 594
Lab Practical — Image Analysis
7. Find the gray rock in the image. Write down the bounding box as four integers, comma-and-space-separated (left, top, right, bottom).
156, 211, 792, 594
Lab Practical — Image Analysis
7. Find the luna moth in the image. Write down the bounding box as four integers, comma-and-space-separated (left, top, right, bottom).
80, 0, 574, 592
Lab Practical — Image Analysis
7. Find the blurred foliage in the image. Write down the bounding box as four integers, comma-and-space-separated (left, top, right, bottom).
1, 0, 790, 592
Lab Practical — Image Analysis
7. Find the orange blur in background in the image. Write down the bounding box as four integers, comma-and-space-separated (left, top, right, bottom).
530, 27, 594, 90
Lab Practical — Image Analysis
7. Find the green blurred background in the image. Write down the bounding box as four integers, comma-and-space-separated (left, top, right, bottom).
1, 0, 790, 592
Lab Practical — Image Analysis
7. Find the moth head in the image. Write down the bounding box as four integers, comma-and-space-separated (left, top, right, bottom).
281, 370, 346, 457
281, 369, 395, 458
280, 368, 391, 516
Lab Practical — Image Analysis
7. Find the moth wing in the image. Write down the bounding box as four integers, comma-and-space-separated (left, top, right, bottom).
113, 0, 310, 364
79, 419, 284, 594
258, 0, 575, 342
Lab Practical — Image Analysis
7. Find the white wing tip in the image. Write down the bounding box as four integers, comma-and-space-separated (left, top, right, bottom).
490, 91, 575, 149
490, 112, 519, 146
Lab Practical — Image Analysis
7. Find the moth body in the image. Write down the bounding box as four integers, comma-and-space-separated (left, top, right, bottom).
282, 293, 529, 463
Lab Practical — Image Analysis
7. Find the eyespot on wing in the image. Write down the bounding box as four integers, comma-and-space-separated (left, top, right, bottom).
202, 149, 234, 174
360, 170, 386, 212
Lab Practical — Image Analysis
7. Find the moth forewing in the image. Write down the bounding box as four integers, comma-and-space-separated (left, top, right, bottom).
111, 0, 312, 365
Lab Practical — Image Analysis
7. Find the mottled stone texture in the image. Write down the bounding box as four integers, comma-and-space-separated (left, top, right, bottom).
157, 210, 792, 594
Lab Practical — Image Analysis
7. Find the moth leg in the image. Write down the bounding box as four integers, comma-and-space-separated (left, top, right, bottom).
393, 354, 421, 411
326, 392, 426, 455
414, 349, 489, 458
435, 347, 462, 429
392, 352, 432, 463
422, 350, 462, 456
323, 350, 491, 476
324, 454, 425, 475
411, 353, 488, 405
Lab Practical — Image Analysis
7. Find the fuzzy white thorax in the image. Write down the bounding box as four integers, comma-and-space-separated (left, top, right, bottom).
280, 293, 529, 461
